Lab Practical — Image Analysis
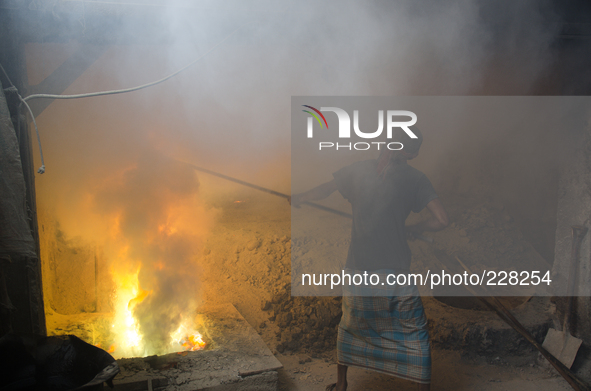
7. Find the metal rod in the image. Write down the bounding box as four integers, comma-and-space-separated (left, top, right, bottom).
183, 161, 435, 244
453, 255, 591, 391
182, 161, 353, 218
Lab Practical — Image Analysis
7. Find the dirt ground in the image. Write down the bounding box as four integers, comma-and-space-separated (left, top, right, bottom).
196, 184, 573, 391
41, 176, 577, 390
274, 350, 572, 391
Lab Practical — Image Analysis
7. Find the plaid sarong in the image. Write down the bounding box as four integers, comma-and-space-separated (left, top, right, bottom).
337, 279, 431, 384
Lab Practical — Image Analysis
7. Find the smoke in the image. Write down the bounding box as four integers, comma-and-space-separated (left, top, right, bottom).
26, 0, 569, 352
27, 1, 565, 187
88, 151, 215, 354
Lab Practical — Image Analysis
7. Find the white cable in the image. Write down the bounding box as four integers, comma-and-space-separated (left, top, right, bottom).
20, 99, 45, 174
23, 25, 244, 103
9, 24, 247, 174
0, 71, 46, 174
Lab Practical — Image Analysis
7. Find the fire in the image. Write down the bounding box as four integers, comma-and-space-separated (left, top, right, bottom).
110, 267, 145, 357
170, 320, 207, 352
93, 343, 116, 353
107, 266, 206, 357
41, 156, 217, 359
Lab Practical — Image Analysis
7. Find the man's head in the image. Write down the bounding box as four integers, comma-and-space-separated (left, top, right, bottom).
376, 127, 423, 174
398, 126, 423, 159
382, 126, 422, 161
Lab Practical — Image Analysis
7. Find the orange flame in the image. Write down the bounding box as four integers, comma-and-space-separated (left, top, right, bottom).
170, 318, 206, 353
93, 343, 117, 355
48, 161, 217, 358
175, 332, 206, 353
182, 333, 206, 351
128, 287, 151, 311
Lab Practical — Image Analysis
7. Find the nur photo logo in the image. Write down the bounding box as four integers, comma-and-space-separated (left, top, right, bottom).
302, 105, 418, 151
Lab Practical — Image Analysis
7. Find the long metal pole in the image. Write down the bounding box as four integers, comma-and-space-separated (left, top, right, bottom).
182, 161, 434, 243
183, 161, 353, 218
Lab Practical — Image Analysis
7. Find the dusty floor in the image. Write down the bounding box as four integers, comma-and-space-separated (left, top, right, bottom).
196, 186, 573, 391
275, 350, 572, 391
42, 178, 578, 390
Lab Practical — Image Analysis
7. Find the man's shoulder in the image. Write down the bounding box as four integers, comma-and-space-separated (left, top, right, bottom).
338, 159, 377, 175
349, 159, 377, 168
403, 163, 427, 177
394, 163, 428, 180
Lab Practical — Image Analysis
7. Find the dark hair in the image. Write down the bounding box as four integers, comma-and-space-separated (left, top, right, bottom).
398, 126, 423, 154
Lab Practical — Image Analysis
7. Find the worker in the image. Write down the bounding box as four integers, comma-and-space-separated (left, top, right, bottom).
290, 127, 448, 391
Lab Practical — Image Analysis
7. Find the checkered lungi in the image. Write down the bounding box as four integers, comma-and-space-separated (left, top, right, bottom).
337, 274, 431, 384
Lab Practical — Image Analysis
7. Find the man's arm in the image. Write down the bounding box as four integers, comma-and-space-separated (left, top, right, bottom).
407, 198, 449, 236
290, 179, 338, 207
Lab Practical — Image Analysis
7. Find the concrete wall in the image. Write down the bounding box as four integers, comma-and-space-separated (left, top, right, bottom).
38, 208, 113, 315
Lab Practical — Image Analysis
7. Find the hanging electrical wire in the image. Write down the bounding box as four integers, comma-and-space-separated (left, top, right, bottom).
0, 65, 46, 173
23, 24, 242, 103
1, 23, 246, 174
